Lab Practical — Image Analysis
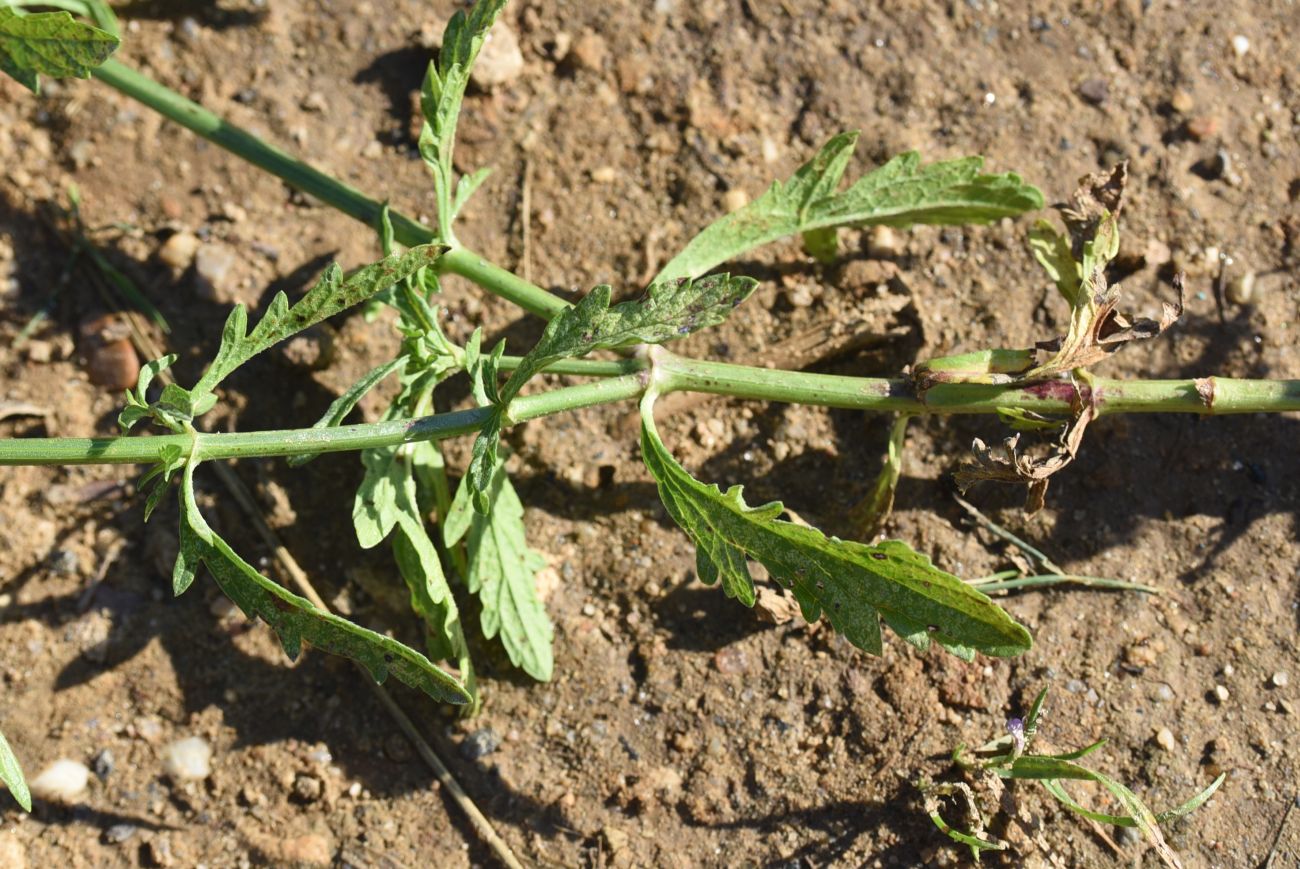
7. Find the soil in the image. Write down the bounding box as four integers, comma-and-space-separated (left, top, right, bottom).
2, 1, 1299, 867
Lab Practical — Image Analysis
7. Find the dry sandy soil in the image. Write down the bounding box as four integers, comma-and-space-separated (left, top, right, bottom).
2, 0, 1299, 866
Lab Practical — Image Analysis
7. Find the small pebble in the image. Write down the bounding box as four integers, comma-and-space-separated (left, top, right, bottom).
102, 824, 137, 845
865, 225, 905, 258
1185, 115, 1220, 142
461, 728, 501, 761
1155, 727, 1177, 752
1225, 271, 1255, 305
602, 825, 630, 854
300, 91, 327, 113
783, 284, 815, 308
1169, 89, 1194, 114
713, 645, 749, 675
162, 736, 212, 781
1272, 672, 1290, 688
193, 244, 240, 304
470, 22, 524, 88
1077, 78, 1109, 105
47, 548, 79, 575
29, 759, 91, 802
158, 230, 199, 270
722, 188, 749, 212
91, 748, 115, 779
292, 773, 323, 803
85, 338, 140, 391
1212, 684, 1231, 704
23, 340, 52, 363
590, 166, 617, 184
1230, 35, 1250, 57
1145, 238, 1172, 266
568, 31, 607, 72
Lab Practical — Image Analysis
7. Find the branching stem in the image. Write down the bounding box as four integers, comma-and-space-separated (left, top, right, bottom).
4, 357, 1295, 467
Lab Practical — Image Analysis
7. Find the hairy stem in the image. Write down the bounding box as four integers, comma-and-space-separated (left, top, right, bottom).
4, 363, 1296, 467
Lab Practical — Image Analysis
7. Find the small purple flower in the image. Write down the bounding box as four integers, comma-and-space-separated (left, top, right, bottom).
1006, 717, 1025, 753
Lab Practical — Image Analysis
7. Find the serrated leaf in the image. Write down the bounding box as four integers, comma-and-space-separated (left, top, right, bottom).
390, 461, 474, 698
188, 244, 444, 412
0, 725, 30, 812
466, 274, 757, 510
419, 0, 508, 239
0, 7, 118, 94
639, 396, 1031, 660
449, 461, 554, 681
353, 445, 403, 549
452, 166, 492, 218
657, 132, 1044, 282
176, 458, 468, 705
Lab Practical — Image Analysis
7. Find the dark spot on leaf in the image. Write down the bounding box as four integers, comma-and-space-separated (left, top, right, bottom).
926, 625, 939, 633
384, 653, 395, 663
870, 552, 887, 561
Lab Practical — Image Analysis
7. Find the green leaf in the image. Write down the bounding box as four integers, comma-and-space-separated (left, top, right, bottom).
0, 7, 118, 94
1028, 220, 1083, 307
176, 458, 469, 705
466, 274, 757, 510
657, 132, 1044, 283
118, 354, 177, 432
139, 444, 184, 523
0, 725, 30, 812
353, 445, 404, 549
390, 460, 474, 699
452, 166, 493, 219
1006, 755, 1193, 868
447, 461, 554, 681
419, 0, 508, 239
639, 395, 1031, 660
286, 356, 408, 467
190, 245, 445, 407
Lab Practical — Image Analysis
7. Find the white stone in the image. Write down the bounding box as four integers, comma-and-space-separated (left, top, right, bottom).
1231, 35, 1250, 57
470, 23, 524, 89
29, 759, 91, 803
162, 736, 212, 781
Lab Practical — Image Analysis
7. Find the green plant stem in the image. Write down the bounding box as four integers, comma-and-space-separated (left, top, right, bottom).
4, 361, 1298, 467
87, 58, 568, 320
0, 375, 646, 466
971, 574, 1161, 595
654, 354, 1300, 416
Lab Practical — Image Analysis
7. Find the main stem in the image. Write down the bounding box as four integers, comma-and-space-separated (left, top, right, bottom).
4, 358, 1296, 466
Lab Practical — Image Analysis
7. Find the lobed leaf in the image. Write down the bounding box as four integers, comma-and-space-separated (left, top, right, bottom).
391, 460, 474, 697
0, 725, 30, 812
447, 460, 554, 682
190, 245, 445, 406
419, 0, 509, 235
639, 396, 1032, 660
0, 6, 117, 94
176, 460, 469, 705
353, 445, 404, 550
466, 274, 757, 510
657, 132, 1044, 282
